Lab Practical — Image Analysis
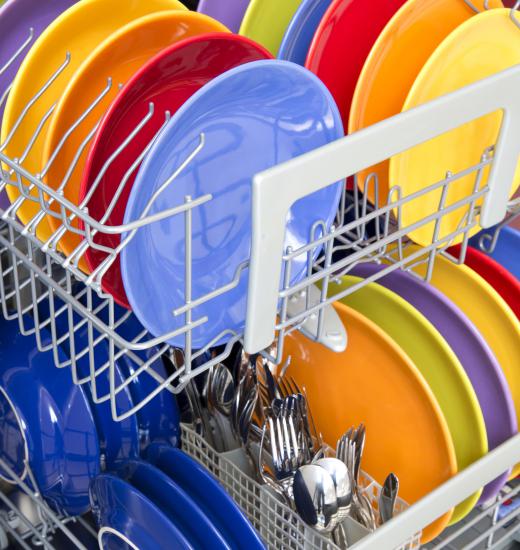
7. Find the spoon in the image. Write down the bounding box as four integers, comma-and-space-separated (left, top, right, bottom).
293, 464, 338, 533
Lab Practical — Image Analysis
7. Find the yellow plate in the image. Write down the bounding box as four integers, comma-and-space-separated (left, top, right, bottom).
41, 11, 228, 273
349, 0, 501, 203
389, 8, 520, 247
1, 0, 186, 243
239, 0, 301, 56
282, 301, 456, 543
389, 244, 520, 476
330, 275, 487, 523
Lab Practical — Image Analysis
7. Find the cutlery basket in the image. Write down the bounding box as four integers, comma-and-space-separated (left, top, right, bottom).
180, 423, 421, 550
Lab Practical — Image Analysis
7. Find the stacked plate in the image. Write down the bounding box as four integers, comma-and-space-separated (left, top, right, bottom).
0, 0, 519, 547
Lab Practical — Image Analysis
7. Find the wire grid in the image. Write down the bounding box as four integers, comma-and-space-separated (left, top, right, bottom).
426, 482, 520, 550
0, 455, 97, 550
181, 424, 421, 550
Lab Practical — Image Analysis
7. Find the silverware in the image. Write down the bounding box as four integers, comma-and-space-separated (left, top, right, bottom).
293, 464, 338, 533
379, 473, 399, 525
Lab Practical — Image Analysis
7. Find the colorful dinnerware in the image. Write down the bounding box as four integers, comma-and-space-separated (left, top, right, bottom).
121, 60, 343, 349
331, 275, 487, 523
470, 225, 520, 280
282, 301, 456, 543
389, 8, 520, 247
198, 0, 250, 33
79, 34, 272, 308
352, 262, 515, 502
0, 0, 186, 242
349, 0, 500, 203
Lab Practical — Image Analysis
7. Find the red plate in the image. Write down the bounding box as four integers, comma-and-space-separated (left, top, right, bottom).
305, 0, 407, 130
79, 33, 272, 308
450, 244, 520, 319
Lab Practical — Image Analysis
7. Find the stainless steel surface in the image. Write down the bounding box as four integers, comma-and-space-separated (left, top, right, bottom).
293, 464, 338, 533
380, 473, 399, 525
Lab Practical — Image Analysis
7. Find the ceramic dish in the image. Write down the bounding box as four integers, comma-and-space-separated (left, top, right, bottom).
470, 225, 520, 280
352, 262, 515, 502
282, 301, 456, 543
305, 0, 407, 129
349, 0, 499, 203
0, 316, 99, 514
389, 244, 520, 476
147, 443, 265, 549
91, 474, 191, 549
278, 0, 332, 65
114, 308, 181, 449
0, 0, 80, 210
0, 0, 186, 242
44, 296, 140, 467
239, 0, 301, 55
331, 276, 487, 523
389, 8, 520, 247
450, 243, 520, 318
198, 0, 250, 32
121, 60, 343, 349
79, 34, 272, 308
41, 11, 226, 274
116, 460, 230, 549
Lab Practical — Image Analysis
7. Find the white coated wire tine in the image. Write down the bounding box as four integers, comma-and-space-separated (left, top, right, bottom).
511, 1, 520, 30
85, 102, 155, 202
0, 53, 70, 153
40, 78, 112, 178
98, 111, 172, 223
0, 83, 12, 114
0, 28, 34, 77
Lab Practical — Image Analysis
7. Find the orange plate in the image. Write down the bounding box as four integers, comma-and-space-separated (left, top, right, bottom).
349, 0, 501, 203
282, 302, 456, 543
42, 11, 228, 273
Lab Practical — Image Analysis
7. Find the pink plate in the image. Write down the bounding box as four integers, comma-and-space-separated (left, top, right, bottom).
79, 33, 272, 308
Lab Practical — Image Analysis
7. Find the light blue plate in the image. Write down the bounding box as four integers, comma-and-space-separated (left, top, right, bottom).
115, 459, 231, 549
278, 0, 333, 65
91, 474, 191, 550
0, 316, 99, 515
470, 225, 520, 280
147, 443, 265, 550
122, 59, 343, 349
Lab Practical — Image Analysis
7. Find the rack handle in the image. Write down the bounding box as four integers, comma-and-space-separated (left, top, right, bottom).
245, 64, 520, 354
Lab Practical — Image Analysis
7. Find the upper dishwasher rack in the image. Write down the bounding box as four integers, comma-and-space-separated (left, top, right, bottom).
0, 12, 520, 423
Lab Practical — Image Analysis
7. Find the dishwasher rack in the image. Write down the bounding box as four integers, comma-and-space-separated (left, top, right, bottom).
1, 6, 520, 547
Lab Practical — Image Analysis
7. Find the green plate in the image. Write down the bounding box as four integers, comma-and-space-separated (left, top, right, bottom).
239, 0, 302, 56
329, 275, 487, 523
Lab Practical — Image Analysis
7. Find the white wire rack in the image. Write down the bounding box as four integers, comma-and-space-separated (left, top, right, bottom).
0, 4, 519, 550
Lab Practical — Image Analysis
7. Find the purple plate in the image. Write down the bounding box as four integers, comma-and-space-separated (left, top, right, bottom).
198, 0, 250, 32
0, 0, 80, 210
352, 262, 517, 503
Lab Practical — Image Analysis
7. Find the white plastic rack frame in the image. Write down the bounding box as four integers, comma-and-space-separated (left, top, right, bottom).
1, 4, 520, 549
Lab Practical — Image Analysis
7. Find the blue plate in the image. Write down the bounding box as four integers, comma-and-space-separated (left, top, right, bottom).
115, 459, 231, 549
91, 474, 191, 550
278, 0, 333, 65
114, 309, 180, 449
470, 225, 520, 280
43, 295, 139, 468
122, 60, 343, 349
0, 316, 99, 514
146, 443, 265, 550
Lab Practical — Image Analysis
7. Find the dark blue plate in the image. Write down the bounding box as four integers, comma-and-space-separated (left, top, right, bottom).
122, 59, 343, 349
146, 443, 265, 550
112, 307, 181, 449
91, 474, 190, 550
115, 459, 231, 549
0, 316, 99, 514
42, 295, 139, 468
278, 0, 332, 64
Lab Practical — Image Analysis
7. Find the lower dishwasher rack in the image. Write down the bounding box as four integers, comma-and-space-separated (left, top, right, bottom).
0, 24, 519, 548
